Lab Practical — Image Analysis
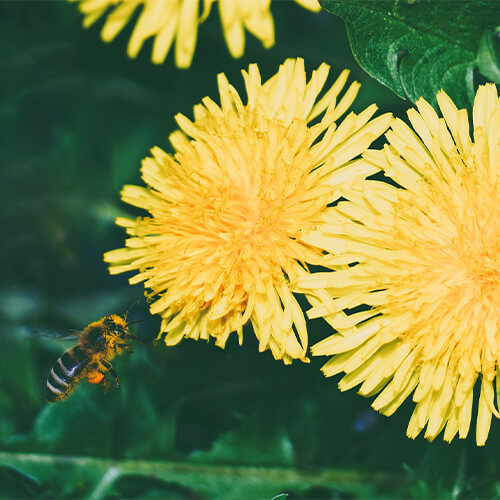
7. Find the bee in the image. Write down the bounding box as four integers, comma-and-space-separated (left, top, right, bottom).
45, 314, 137, 403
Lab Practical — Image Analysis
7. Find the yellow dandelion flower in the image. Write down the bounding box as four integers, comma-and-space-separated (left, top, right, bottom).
297, 83, 500, 445
104, 58, 392, 364
217, 0, 320, 59
71, 0, 321, 68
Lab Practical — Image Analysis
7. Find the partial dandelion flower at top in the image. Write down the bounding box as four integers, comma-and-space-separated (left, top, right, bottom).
104, 57, 392, 364
296, 83, 500, 444
70, 0, 321, 68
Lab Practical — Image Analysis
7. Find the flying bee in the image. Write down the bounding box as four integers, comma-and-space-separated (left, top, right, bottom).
45, 314, 138, 403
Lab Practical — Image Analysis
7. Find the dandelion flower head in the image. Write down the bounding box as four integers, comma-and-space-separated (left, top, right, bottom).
298, 84, 500, 444
104, 58, 392, 364
71, 0, 321, 68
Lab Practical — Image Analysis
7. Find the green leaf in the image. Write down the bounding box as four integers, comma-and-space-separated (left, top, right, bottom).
0, 326, 41, 413
270, 494, 289, 500
477, 27, 500, 83
0, 452, 410, 499
189, 414, 294, 466
30, 390, 115, 455
320, 0, 497, 108
0, 465, 42, 499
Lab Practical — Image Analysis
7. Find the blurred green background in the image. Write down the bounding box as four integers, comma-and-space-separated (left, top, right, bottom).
1, 1, 500, 498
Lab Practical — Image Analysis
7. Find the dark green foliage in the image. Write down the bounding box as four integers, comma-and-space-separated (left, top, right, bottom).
2, 1, 500, 498
320, 0, 500, 107
478, 27, 500, 84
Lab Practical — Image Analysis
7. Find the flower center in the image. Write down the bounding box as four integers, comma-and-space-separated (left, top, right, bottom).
465, 247, 500, 298
180, 113, 323, 290
383, 163, 500, 366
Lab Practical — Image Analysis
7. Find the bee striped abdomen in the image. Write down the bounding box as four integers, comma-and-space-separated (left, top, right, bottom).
45, 313, 134, 403
46, 346, 89, 403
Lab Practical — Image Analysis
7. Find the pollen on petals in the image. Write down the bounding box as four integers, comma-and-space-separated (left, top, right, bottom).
104, 58, 391, 364
298, 83, 500, 445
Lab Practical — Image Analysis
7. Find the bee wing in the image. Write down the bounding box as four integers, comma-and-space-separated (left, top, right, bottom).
63, 329, 82, 340
59, 334, 80, 340
20, 325, 82, 341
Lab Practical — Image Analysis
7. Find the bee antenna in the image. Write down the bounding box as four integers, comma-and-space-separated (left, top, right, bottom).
126, 319, 144, 327
125, 318, 145, 343
123, 298, 142, 321
129, 332, 144, 344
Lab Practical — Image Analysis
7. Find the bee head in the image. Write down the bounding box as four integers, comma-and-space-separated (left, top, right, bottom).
105, 314, 131, 339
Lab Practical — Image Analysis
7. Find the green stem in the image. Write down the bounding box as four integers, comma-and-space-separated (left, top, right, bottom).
87, 466, 121, 500
0, 451, 409, 499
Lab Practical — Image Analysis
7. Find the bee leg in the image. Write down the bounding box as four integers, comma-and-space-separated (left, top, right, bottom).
88, 364, 106, 385
117, 343, 133, 352
99, 359, 120, 389
117, 343, 134, 356
109, 367, 120, 389
101, 376, 111, 394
